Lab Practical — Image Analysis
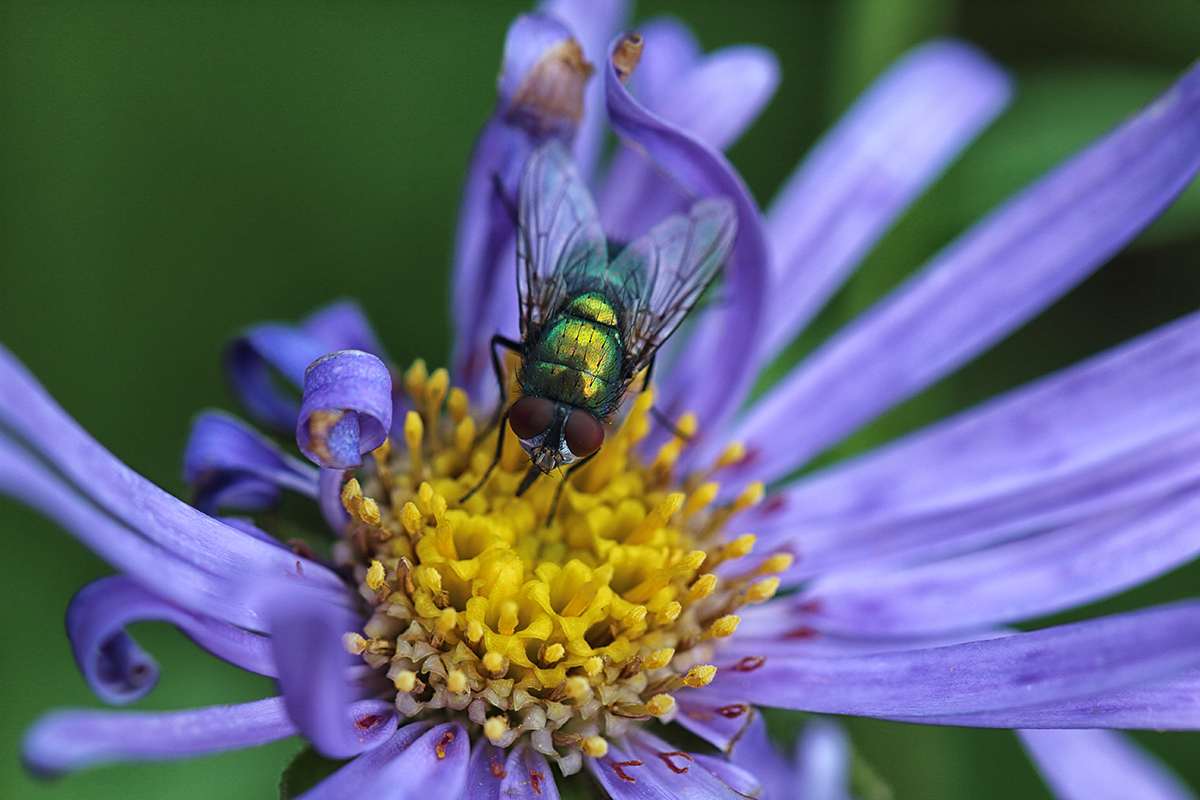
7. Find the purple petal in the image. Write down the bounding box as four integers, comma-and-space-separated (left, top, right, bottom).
792, 718, 854, 800
451, 13, 587, 401
796, 487, 1200, 637
297, 350, 392, 470
0, 428, 309, 631
588, 729, 757, 800
756, 40, 1011, 369
726, 712, 793, 800
1019, 730, 1196, 800
501, 742, 561, 800
227, 301, 386, 431
600, 24, 779, 242
673, 694, 756, 752
22, 697, 297, 777
0, 346, 347, 625
893, 669, 1200, 729
539, 0, 631, 180
260, 584, 380, 759
68, 577, 276, 705
716, 57, 1200, 487
184, 410, 318, 515
713, 602, 1200, 717
465, 739, 508, 800
745, 308, 1200, 580
603, 33, 771, 451
318, 466, 352, 534
297, 722, 468, 800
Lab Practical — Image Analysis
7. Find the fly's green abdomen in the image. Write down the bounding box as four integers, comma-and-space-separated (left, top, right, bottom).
525, 291, 624, 415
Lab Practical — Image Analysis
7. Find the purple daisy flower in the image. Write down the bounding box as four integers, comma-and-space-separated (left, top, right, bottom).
6, 2, 1200, 799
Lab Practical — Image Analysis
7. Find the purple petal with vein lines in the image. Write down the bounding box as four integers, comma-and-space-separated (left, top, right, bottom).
68, 576, 275, 706
745, 309, 1200, 580
600, 32, 779, 242
297, 722, 467, 800
587, 731, 751, 800
22, 697, 297, 777
796, 485, 1200, 637
712, 602, 1200, 717
297, 350, 392, 469
184, 410, 317, 515
673, 694, 755, 752
0, 346, 346, 607
465, 739, 507, 800
501, 742, 561, 800
604, 34, 770, 449
0, 429, 301, 630
715, 57, 1200, 487
891, 669, 1200, 729
1020, 730, 1197, 800
757, 40, 1010, 369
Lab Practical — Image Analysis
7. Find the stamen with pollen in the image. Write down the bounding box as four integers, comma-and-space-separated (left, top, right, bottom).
337, 363, 769, 775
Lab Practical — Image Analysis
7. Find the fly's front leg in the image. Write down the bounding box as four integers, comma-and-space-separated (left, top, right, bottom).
640, 353, 693, 441
461, 404, 512, 503
476, 333, 523, 442
545, 452, 598, 526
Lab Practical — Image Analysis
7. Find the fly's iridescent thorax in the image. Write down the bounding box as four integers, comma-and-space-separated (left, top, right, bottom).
521, 289, 627, 418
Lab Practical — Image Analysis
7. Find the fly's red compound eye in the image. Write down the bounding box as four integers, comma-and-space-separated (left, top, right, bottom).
564, 410, 604, 458
509, 397, 555, 440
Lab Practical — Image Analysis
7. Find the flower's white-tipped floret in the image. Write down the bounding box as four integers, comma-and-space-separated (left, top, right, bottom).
338, 365, 770, 775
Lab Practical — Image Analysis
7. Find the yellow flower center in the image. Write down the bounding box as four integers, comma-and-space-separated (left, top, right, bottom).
338, 360, 783, 775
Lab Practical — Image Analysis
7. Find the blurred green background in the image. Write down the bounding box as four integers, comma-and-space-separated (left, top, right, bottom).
3, 1, 1200, 798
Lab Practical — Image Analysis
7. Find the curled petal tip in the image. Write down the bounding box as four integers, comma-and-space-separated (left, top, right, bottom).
297, 351, 392, 469
500, 13, 593, 138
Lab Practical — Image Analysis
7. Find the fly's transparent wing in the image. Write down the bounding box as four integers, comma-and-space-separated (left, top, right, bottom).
516, 140, 608, 337
607, 196, 737, 373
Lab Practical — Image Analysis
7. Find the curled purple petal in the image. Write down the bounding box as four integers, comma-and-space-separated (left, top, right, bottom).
227, 301, 387, 430
451, 13, 588, 401
714, 602, 1200, 717
184, 410, 318, 515
756, 39, 1011, 370
717, 57, 1200, 487
298, 722, 468, 800
22, 697, 297, 777
600, 26, 779, 242
297, 350, 392, 470
1019, 730, 1196, 800
68, 576, 276, 706
603, 33, 771, 452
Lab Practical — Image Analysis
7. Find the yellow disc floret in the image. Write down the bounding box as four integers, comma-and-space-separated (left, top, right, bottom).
335, 362, 784, 776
